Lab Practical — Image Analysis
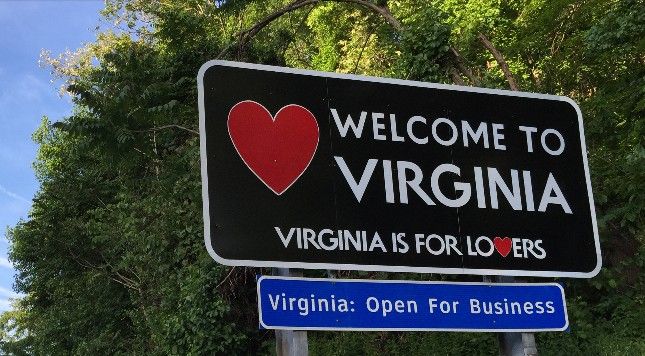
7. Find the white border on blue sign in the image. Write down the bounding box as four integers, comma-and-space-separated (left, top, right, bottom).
197, 60, 602, 278
256, 276, 569, 332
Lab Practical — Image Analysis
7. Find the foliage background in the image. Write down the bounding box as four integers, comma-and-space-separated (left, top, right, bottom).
1, 0, 643, 355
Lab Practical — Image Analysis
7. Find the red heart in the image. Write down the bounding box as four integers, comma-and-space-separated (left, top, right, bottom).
494, 237, 512, 257
227, 101, 319, 195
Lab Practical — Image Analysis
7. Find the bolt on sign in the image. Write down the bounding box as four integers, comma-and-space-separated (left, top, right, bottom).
197, 60, 601, 278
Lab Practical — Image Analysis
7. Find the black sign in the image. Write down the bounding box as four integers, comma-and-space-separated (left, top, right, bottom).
198, 61, 601, 278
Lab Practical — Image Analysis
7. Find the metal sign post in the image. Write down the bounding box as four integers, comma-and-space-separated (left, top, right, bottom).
485, 275, 539, 356
273, 268, 308, 356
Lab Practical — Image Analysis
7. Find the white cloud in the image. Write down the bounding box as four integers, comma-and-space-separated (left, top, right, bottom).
0, 184, 30, 205
0, 73, 51, 108
19, 74, 51, 103
0, 257, 13, 269
0, 298, 11, 311
0, 286, 23, 300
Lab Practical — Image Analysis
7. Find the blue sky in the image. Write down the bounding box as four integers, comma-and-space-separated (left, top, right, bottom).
0, 1, 105, 311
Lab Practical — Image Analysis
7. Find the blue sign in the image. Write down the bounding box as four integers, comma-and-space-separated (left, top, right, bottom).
257, 276, 568, 332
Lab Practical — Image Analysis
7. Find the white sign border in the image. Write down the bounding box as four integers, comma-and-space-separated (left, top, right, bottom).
198, 60, 602, 278
256, 276, 569, 332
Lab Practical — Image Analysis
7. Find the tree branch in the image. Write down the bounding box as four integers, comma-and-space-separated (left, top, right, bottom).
217, 0, 316, 58
216, 267, 237, 289
131, 124, 199, 135
217, 0, 402, 59
449, 66, 465, 85
449, 46, 480, 86
108, 276, 139, 290
336, 0, 401, 30
353, 28, 374, 73
477, 33, 519, 90
65, 247, 140, 290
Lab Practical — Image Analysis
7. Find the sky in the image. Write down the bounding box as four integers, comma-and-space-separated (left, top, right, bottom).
0, 0, 105, 311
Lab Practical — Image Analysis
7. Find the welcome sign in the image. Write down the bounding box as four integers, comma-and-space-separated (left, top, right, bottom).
257, 276, 568, 332
198, 61, 601, 278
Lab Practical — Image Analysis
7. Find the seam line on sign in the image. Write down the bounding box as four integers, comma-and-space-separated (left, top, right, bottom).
325, 77, 341, 259
452, 146, 465, 271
